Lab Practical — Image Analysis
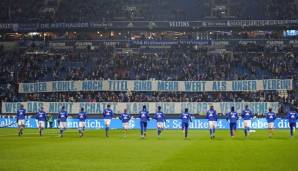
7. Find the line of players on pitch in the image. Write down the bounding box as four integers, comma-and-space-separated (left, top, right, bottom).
16, 104, 298, 139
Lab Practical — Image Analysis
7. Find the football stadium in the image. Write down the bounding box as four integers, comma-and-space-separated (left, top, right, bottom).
0, 0, 298, 171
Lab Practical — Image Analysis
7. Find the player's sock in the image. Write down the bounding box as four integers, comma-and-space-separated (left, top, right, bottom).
105, 127, 109, 137
230, 129, 233, 136
60, 129, 64, 137
140, 123, 143, 136
157, 129, 161, 136
244, 128, 247, 136
290, 127, 293, 136
209, 129, 212, 137
213, 128, 216, 135
185, 129, 188, 138
20, 127, 24, 135
144, 126, 147, 137
268, 129, 272, 137
79, 129, 83, 137
141, 129, 144, 136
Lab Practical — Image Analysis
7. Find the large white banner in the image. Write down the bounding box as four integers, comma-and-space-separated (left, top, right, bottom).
18, 79, 293, 93
2, 102, 279, 115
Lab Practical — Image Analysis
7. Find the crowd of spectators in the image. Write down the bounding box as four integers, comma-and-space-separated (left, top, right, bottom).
2, 44, 297, 84
14, 91, 293, 104
0, 43, 297, 111
0, 0, 298, 22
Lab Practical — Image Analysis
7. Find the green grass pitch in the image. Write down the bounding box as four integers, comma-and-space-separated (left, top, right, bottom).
0, 128, 297, 171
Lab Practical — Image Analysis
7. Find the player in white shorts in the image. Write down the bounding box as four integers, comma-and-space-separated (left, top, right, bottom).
35, 107, 47, 136
153, 106, 166, 138
241, 105, 254, 137
58, 106, 68, 138
102, 104, 114, 137
119, 109, 131, 137
206, 106, 218, 139
16, 105, 26, 136
77, 108, 87, 137
266, 108, 276, 138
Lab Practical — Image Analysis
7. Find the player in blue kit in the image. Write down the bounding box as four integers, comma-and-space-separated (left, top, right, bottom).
58, 106, 68, 138
241, 105, 254, 137
180, 108, 192, 139
206, 106, 218, 139
226, 106, 238, 137
103, 104, 114, 137
266, 108, 276, 138
287, 108, 298, 138
35, 107, 47, 136
77, 107, 87, 137
16, 104, 26, 136
119, 109, 131, 137
138, 105, 150, 138
153, 106, 166, 138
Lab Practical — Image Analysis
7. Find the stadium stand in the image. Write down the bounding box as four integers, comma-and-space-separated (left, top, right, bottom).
0, 0, 298, 22
0, 0, 297, 116
0, 43, 297, 113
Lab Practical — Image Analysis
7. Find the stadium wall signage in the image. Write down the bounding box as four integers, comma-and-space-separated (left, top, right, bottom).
0, 118, 294, 129
18, 79, 293, 93
46, 39, 294, 49
2, 102, 278, 114
0, 20, 298, 32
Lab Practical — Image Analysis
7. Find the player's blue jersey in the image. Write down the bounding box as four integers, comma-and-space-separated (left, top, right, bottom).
58, 111, 68, 122
103, 108, 114, 119
287, 112, 298, 124
154, 111, 166, 122
16, 108, 26, 120
77, 112, 87, 122
35, 111, 47, 121
139, 110, 150, 122
241, 109, 254, 120
266, 112, 276, 123
206, 109, 218, 121
226, 112, 239, 123
180, 112, 192, 123
119, 113, 131, 123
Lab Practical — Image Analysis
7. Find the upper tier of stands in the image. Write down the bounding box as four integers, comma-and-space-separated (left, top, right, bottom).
1, 0, 298, 22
